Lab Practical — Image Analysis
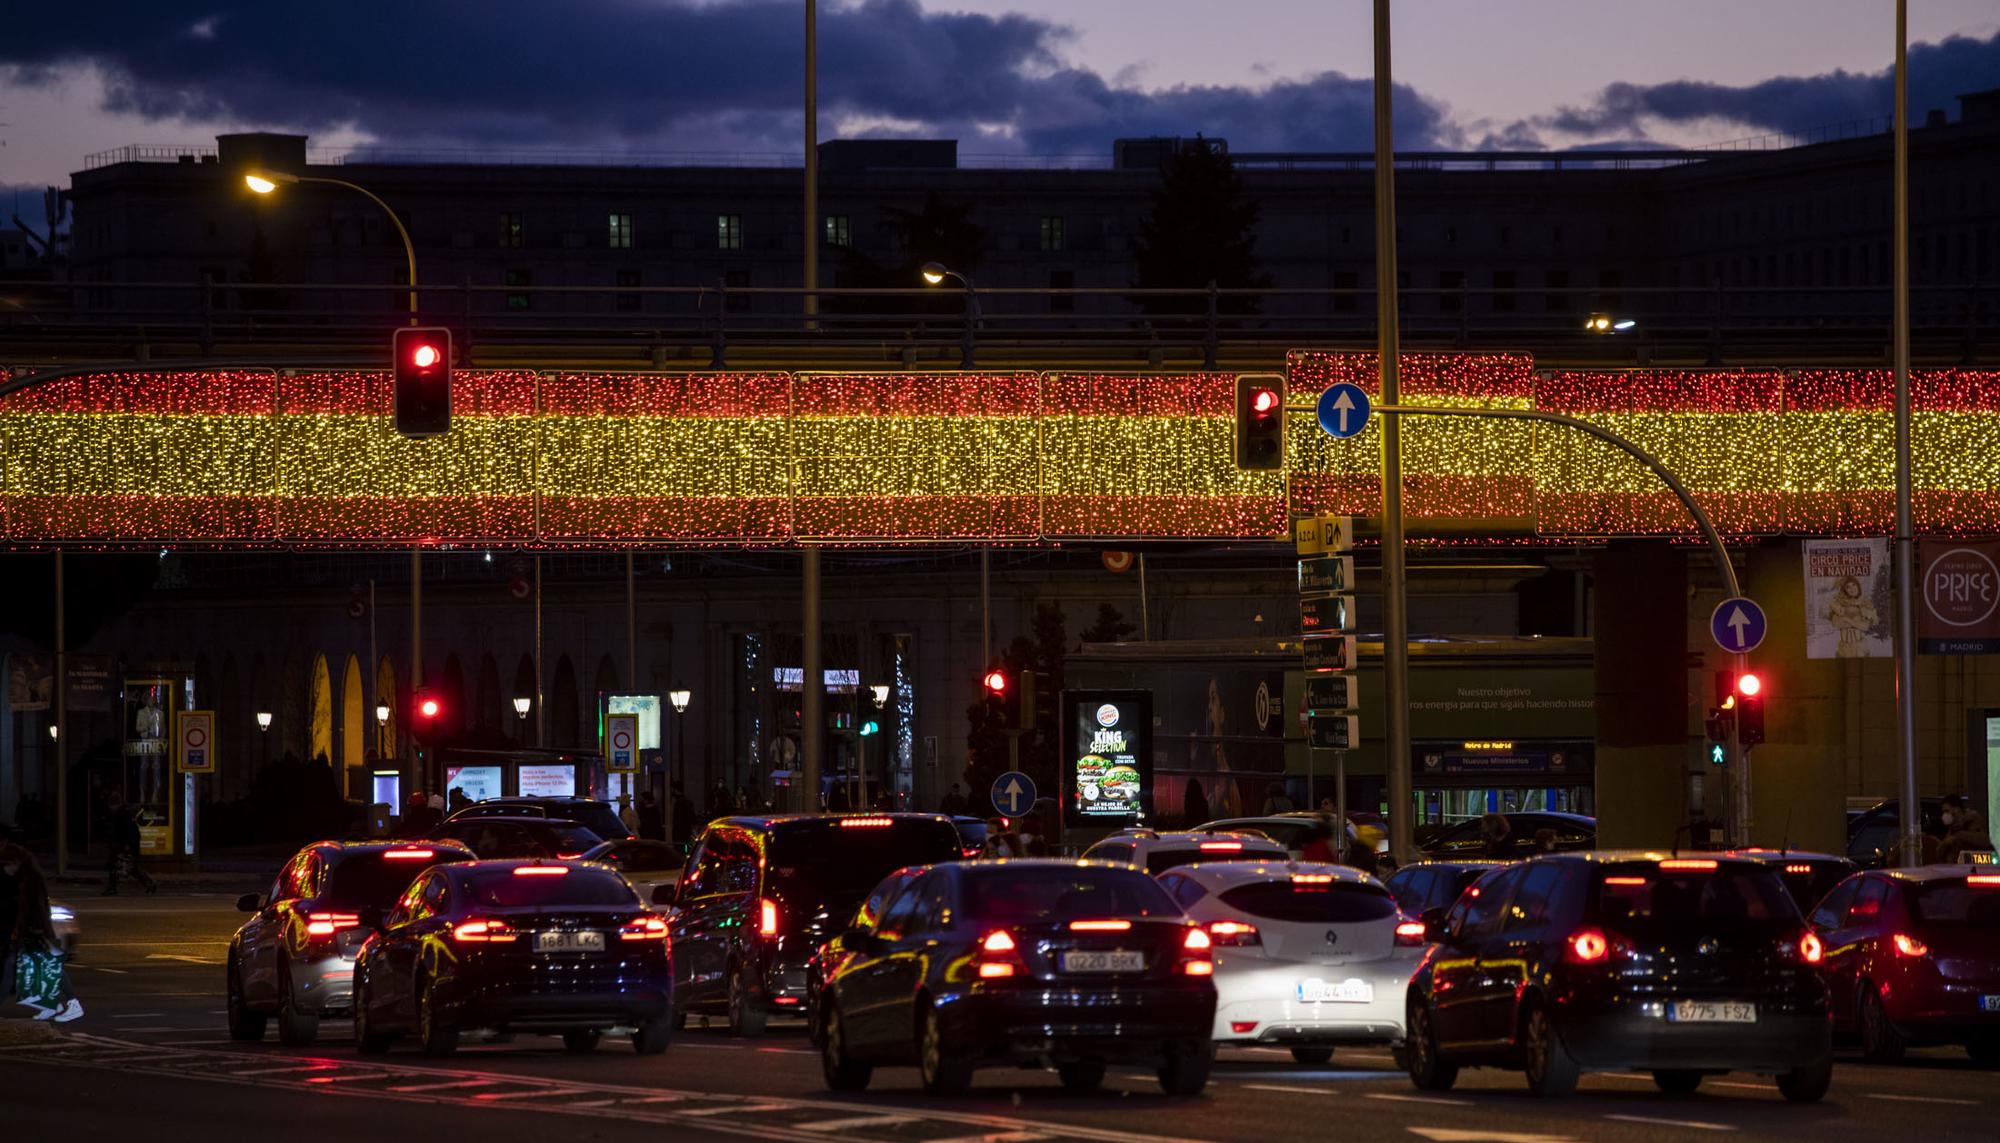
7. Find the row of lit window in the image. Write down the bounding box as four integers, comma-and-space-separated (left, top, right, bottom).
494, 212, 1069, 253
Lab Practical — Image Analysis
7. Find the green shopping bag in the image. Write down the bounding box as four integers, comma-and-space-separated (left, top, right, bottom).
15, 945, 67, 1008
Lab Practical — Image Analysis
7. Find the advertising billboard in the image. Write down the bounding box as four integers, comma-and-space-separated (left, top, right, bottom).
1063, 690, 1152, 828
444, 765, 503, 804
518, 764, 577, 798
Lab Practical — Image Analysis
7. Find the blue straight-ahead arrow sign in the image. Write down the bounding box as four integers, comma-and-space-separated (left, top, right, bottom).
1316, 383, 1372, 440
991, 771, 1037, 818
1709, 597, 1768, 654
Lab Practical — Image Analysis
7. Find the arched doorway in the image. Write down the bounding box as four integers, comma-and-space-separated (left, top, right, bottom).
550, 655, 579, 748
341, 654, 365, 771
309, 654, 333, 765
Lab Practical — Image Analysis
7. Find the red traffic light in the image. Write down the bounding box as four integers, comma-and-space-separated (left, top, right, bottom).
1251, 388, 1278, 415
1736, 672, 1762, 697
410, 342, 442, 369
418, 697, 441, 720
983, 669, 1009, 695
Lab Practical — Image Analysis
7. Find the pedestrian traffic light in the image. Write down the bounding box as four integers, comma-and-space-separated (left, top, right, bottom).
858, 720, 880, 737
1735, 672, 1766, 747
1703, 706, 1731, 766
392, 326, 453, 438
1234, 376, 1284, 470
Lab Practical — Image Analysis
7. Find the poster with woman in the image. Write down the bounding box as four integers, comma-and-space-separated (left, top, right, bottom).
1803, 539, 1891, 659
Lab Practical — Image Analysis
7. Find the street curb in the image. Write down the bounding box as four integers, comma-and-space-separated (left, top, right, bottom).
0, 1020, 64, 1045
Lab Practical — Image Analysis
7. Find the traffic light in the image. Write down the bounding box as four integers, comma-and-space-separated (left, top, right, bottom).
981, 667, 1037, 732
392, 326, 453, 438
1703, 707, 1730, 766
1735, 672, 1766, 747
1234, 376, 1284, 470
412, 689, 443, 742
858, 719, 880, 737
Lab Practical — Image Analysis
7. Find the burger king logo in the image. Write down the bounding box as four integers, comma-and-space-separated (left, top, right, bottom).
1095, 703, 1120, 728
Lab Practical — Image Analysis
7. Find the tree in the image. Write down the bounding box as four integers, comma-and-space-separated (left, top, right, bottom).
964, 601, 1067, 809
1079, 602, 1137, 645
1128, 137, 1269, 316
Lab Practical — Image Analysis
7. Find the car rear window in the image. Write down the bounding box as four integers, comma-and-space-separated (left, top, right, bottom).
1217, 880, 1398, 923
550, 802, 630, 840
1146, 847, 1286, 874
527, 823, 604, 855
322, 850, 462, 908
460, 868, 636, 908
766, 820, 961, 909
965, 866, 1179, 923
1909, 880, 2000, 927
1594, 864, 1796, 929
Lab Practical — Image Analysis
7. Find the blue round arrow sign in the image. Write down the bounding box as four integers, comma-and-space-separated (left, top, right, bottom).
991, 771, 1036, 818
1316, 383, 1372, 439
1710, 597, 1768, 654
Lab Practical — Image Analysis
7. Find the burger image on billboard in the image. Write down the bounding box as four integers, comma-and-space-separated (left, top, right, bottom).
1099, 763, 1141, 801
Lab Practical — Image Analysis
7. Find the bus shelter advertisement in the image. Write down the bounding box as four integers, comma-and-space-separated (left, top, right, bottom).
1064, 690, 1152, 828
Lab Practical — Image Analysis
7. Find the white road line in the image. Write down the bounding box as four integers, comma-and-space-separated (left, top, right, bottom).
302, 1072, 391, 1085
385, 1078, 504, 1093
677, 1102, 795, 1117
1366, 1092, 1472, 1107
1243, 1083, 1337, 1095
229, 1064, 340, 1078
1604, 1114, 1736, 1132
1865, 1093, 1981, 1106
795, 1114, 920, 1132
614, 1094, 687, 1105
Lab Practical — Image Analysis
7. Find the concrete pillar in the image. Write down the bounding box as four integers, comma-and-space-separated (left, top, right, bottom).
1744, 540, 1848, 853
1593, 541, 1688, 848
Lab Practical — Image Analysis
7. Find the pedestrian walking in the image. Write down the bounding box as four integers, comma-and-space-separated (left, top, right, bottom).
617, 794, 640, 837
103, 791, 158, 896
3, 841, 82, 1021
401, 791, 442, 836
671, 785, 696, 846
1478, 812, 1513, 859
939, 783, 968, 816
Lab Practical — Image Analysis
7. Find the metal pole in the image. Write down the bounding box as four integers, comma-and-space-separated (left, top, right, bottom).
980, 548, 992, 667
803, 0, 818, 329
1373, 0, 1415, 864
1138, 553, 1151, 641
1892, 0, 1921, 868
802, 547, 822, 811
534, 556, 546, 749
1335, 749, 1347, 844
295, 176, 416, 320
625, 551, 637, 695
54, 550, 67, 877
368, 578, 378, 760
410, 550, 422, 793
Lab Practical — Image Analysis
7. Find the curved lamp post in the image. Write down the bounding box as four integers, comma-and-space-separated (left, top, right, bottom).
920, 262, 980, 367
245, 170, 417, 319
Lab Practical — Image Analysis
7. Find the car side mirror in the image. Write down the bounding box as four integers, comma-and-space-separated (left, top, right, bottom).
1420, 906, 1449, 944
357, 906, 387, 932
236, 892, 262, 914
651, 884, 678, 907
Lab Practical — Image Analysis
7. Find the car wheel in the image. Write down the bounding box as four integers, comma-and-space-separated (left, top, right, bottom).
1058, 1061, 1106, 1092
632, 1017, 673, 1055
1521, 1002, 1579, 1098
1290, 1047, 1335, 1066
353, 977, 394, 1055
1776, 1050, 1834, 1103
1858, 984, 1906, 1063
563, 1030, 601, 1053
275, 958, 319, 1047
820, 1003, 871, 1092
919, 1006, 973, 1095
225, 953, 268, 1043
1966, 1036, 2000, 1068
1652, 1069, 1703, 1095
1405, 1001, 1458, 1092
1157, 1041, 1213, 1097
728, 964, 768, 1038
418, 975, 459, 1057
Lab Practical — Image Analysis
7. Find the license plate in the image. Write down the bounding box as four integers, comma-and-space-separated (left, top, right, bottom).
1982, 996, 2000, 1013
1060, 950, 1144, 973
1298, 978, 1373, 1004
534, 930, 605, 953
1668, 1000, 1756, 1023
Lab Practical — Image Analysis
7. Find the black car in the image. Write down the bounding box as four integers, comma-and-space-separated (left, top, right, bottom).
670, 813, 964, 1036
1722, 849, 1857, 914
430, 815, 604, 860
351, 859, 673, 1056
1385, 859, 1507, 919
1846, 799, 1950, 867
446, 796, 632, 841
1418, 811, 1595, 859
1404, 852, 1832, 1102
817, 859, 1218, 1095
950, 816, 989, 857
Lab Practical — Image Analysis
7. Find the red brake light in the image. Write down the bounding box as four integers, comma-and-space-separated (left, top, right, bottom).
303, 912, 359, 938
450, 918, 518, 944
976, 929, 1019, 978
1395, 920, 1427, 947
1658, 859, 1718, 871
839, 817, 893, 828
981, 930, 1017, 953
1567, 928, 1610, 963
1968, 875, 2000, 887
513, 866, 568, 876
383, 848, 434, 860
1183, 926, 1213, 951
411, 343, 441, 369
1798, 931, 1824, 964
1069, 920, 1132, 932
1603, 876, 1648, 886
1892, 933, 1930, 958
759, 897, 779, 938
1198, 841, 1243, 852
619, 915, 670, 942
1291, 873, 1335, 886
1206, 920, 1261, 946
1784, 863, 1813, 875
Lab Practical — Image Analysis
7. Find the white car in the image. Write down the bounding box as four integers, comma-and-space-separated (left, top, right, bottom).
1081, 829, 1290, 875
1153, 860, 1424, 1063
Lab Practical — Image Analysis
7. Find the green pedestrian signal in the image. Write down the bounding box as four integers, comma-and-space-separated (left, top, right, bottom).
1709, 743, 1726, 766
859, 720, 880, 737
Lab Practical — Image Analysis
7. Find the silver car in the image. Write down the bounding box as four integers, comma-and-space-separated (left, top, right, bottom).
226, 840, 474, 1046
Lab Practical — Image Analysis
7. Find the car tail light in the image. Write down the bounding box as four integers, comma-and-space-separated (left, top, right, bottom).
1785, 863, 1813, 875
1395, 920, 1427, 947
1658, 859, 1717, 871
383, 848, 435, 861
1069, 920, 1132, 932
1968, 874, 2000, 887
1291, 873, 1334, 887
619, 915, 670, 942
1566, 928, 1610, 964
1181, 925, 1215, 976
976, 929, 1021, 979
556, 852, 585, 860
1603, 876, 1648, 886
513, 866, 568, 877
1892, 933, 1930, 958
1207, 920, 1261, 946
759, 898, 779, 938
961, 847, 983, 859
1230, 1021, 1258, 1034
450, 918, 518, 944
840, 817, 894, 828
1198, 841, 1243, 852
1797, 931, 1824, 964
303, 912, 360, 939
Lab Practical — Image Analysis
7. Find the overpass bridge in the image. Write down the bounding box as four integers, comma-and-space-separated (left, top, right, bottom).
2, 350, 1993, 548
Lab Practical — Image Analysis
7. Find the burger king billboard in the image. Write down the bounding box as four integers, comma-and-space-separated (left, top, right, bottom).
1918, 539, 2000, 654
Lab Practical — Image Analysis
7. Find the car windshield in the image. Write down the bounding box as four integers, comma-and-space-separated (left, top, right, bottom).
459, 868, 636, 908
965, 866, 1179, 924
1217, 880, 1398, 923
1909, 881, 2000, 927
766, 820, 960, 914
1146, 847, 1283, 874
322, 851, 458, 908
1594, 864, 1797, 930
545, 802, 629, 840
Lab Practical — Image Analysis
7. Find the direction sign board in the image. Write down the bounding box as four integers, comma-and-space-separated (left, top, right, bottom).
1300, 594, 1356, 635
1709, 597, 1768, 654
1316, 383, 1373, 439
991, 770, 1037, 818
605, 712, 640, 773
1309, 714, 1360, 751
1298, 555, 1356, 597
175, 710, 216, 774
1305, 673, 1358, 713
1302, 634, 1358, 672
1292, 514, 1354, 556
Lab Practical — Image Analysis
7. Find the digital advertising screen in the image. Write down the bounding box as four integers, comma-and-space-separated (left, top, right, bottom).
517, 764, 577, 798
1063, 690, 1152, 828
445, 765, 503, 804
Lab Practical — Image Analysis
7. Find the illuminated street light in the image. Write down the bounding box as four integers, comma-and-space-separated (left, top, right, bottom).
256, 711, 273, 731
920, 262, 949, 286
1585, 312, 1637, 334
869, 683, 890, 708
47, 724, 57, 741
375, 703, 391, 725
669, 685, 691, 715
920, 262, 980, 366
242, 171, 299, 195
241, 169, 417, 317
513, 696, 532, 719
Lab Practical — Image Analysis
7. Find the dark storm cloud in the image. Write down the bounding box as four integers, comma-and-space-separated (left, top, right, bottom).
0, 0, 1459, 152
1506, 30, 2000, 145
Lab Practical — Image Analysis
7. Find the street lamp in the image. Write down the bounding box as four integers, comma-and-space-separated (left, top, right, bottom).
375, 702, 391, 725
919, 262, 981, 367
669, 684, 691, 787
513, 696, 532, 720
244, 170, 418, 317
256, 711, 273, 731
1585, 312, 1637, 334
869, 683, 890, 708
47, 724, 57, 741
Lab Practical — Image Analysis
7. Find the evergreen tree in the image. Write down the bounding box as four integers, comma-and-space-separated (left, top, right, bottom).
1129, 137, 1269, 316
1079, 602, 1138, 644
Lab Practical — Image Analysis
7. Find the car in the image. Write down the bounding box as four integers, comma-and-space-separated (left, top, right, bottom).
446, 796, 632, 841
950, 816, 988, 857
350, 858, 674, 1056
1403, 851, 1833, 1102
1194, 813, 1388, 858
817, 858, 1218, 1095
50, 900, 78, 957
1417, 811, 1596, 859
670, 812, 965, 1036
1806, 865, 2000, 1064
430, 815, 604, 860
578, 838, 684, 906
1155, 860, 1425, 1063
1723, 849, 1857, 914
1385, 859, 1508, 919
1845, 799, 1950, 867
1082, 829, 1291, 874
804, 865, 926, 1034
226, 840, 476, 1046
